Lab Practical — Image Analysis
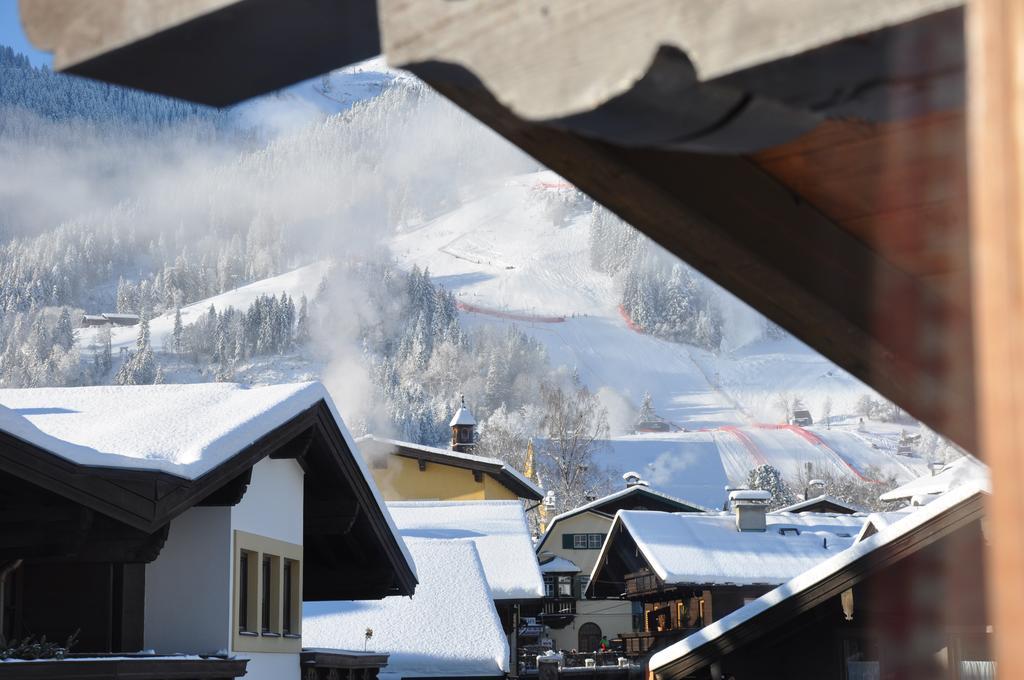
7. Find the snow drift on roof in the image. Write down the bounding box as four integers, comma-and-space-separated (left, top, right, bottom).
0, 381, 417, 579
609, 510, 865, 586
539, 556, 580, 574
879, 455, 988, 502
648, 482, 989, 674
388, 500, 544, 600
0, 382, 330, 478
304, 538, 508, 678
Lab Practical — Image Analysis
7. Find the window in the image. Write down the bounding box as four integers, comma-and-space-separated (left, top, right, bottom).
578, 575, 591, 599
238, 550, 257, 635
544, 576, 555, 598
564, 533, 608, 550
557, 575, 572, 597
234, 531, 302, 653
283, 559, 297, 636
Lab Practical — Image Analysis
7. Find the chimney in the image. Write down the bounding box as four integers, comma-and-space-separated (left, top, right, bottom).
622, 471, 646, 488
729, 489, 771, 532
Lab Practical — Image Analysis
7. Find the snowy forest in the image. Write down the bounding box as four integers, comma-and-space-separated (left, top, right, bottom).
589, 205, 725, 351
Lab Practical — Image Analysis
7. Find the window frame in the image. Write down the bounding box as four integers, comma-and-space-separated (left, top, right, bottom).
233, 530, 302, 654
572, 533, 588, 549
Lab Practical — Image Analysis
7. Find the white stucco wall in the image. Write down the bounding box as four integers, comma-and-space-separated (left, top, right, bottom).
145, 506, 232, 655
145, 457, 305, 680
231, 457, 304, 543
546, 599, 635, 652
229, 457, 305, 680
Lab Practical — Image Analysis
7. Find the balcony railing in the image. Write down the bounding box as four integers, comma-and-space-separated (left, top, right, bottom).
0, 654, 248, 679
542, 597, 577, 615
619, 629, 700, 657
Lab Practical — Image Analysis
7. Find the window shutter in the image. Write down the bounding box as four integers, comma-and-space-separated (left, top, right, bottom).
562, 533, 574, 549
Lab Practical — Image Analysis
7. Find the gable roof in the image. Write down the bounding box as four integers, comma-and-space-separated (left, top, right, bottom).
773, 495, 863, 514
879, 455, 988, 502
536, 485, 707, 552
304, 537, 509, 679
0, 382, 417, 599
358, 435, 543, 500
591, 510, 864, 591
648, 483, 988, 679
387, 500, 545, 600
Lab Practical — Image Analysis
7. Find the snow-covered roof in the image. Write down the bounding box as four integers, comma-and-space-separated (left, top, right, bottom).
102, 313, 139, 320
449, 405, 477, 427
648, 482, 989, 675
879, 455, 988, 502
539, 556, 580, 574
728, 489, 771, 502
304, 538, 508, 679
0, 382, 320, 478
358, 435, 542, 499
387, 500, 544, 600
773, 495, 863, 514
0, 382, 417, 579
597, 510, 865, 587
537, 485, 706, 550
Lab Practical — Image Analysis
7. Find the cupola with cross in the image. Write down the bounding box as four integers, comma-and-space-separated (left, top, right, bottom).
449, 396, 477, 453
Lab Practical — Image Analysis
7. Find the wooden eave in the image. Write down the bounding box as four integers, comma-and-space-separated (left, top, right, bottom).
651, 491, 986, 679
0, 400, 417, 598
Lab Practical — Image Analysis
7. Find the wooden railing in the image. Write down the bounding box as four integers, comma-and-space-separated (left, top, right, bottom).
542, 597, 577, 615
619, 629, 700, 656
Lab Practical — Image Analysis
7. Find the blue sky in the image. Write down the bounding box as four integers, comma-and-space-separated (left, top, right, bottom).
1, 0, 51, 66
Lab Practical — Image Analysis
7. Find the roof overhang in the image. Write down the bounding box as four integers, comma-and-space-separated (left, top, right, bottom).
0, 399, 416, 599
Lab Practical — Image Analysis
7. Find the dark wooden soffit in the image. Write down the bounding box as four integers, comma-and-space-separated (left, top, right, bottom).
19, 0, 381, 107
651, 491, 986, 679
587, 518, 650, 599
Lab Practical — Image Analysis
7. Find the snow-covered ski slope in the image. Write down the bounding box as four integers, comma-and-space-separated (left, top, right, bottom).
389, 171, 932, 504
77, 261, 331, 354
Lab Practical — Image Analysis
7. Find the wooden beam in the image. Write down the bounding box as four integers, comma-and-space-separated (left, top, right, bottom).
966, 0, 1024, 675
19, 0, 381, 106
379, 0, 963, 121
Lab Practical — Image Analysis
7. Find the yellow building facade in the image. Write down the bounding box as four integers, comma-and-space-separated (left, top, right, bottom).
357, 436, 542, 502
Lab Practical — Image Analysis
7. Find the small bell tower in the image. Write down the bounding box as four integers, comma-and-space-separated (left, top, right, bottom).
450, 395, 477, 453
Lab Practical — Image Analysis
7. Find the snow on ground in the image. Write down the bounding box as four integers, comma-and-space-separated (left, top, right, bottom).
304, 538, 508, 679
606, 510, 866, 586
387, 500, 544, 600
76, 261, 332, 355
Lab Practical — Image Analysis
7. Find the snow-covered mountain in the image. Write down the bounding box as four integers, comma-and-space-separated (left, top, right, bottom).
387, 169, 938, 504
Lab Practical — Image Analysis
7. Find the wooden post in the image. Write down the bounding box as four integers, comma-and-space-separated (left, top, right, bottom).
967, 0, 1024, 675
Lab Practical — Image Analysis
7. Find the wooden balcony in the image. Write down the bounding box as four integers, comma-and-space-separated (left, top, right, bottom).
620, 629, 699, 657
0, 654, 248, 679
624, 571, 664, 597
542, 598, 577, 615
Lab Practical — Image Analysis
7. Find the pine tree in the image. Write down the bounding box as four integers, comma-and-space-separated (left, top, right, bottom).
172, 307, 183, 355
639, 392, 656, 422
53, 307, 75, 351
